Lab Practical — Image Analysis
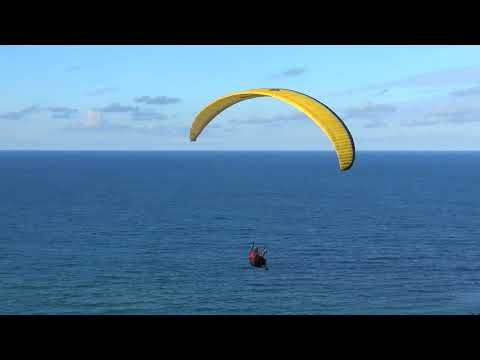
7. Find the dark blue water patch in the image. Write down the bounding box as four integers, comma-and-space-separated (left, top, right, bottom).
1, 151, 480, 314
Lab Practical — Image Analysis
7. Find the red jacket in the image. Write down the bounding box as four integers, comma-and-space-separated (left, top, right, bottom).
248, 249, 266, 267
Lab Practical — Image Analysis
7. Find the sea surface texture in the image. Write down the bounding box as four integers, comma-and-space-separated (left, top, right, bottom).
1, 151, 479, 314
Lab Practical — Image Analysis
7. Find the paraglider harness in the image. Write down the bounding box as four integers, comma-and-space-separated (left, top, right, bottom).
248, 242, 268, 270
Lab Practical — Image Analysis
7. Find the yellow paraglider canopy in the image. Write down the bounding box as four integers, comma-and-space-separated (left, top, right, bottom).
190, 88, 355, 171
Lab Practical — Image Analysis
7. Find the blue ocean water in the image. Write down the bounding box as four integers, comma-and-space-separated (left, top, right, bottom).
1, 151, 480, 314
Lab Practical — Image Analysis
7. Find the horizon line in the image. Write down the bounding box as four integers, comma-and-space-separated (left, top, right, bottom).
1, 149, 480, 152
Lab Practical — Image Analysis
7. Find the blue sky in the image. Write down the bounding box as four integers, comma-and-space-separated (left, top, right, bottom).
1, 45, 480, 150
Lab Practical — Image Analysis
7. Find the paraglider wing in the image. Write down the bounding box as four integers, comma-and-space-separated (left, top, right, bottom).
189, 88, 355, 171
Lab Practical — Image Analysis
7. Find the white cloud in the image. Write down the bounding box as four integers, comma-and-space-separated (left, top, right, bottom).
331, 65, 480, 97
343, 102, 396, 120
77, 110, 103, 129
269, 67, 307, 79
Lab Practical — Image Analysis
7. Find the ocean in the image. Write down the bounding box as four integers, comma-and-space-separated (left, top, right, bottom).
1, 151, 479, 314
